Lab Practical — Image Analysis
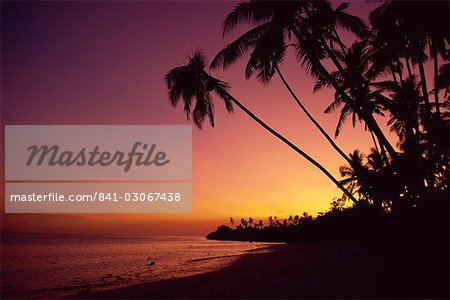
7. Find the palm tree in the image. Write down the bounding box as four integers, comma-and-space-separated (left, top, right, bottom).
229, 217, 235, 227
257, 220, 263, 229
370, 0, 449, 117
371, 77, 426, 202
165, 50, 359, 203
211, 1, 370, 165
422, 1, 449, 115
248, 217, 254, 227
300, 212, 313, 222
370, 2, 426, 106
436, 63, 449, 99
340, 148, 398, 209
212, 0, 397, 160
274, 216, 281, 227
381, 77, 421, 146
339, 150, 369, 202
319, 41, 396, 159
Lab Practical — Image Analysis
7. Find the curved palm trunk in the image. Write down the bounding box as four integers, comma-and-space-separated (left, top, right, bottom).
405, 57, 413, 78
370, 130, 381, 156
363, 112, 397, 159
309, 57, 398, 159
301, 9, 347, 77
224, 91, 359, 205
332, 28, 347, 55
316, 45, 400, 159
418, 60, 432, 115
296, 8, 396, 159
432, 46, 440, 114
396, 58, 404, 85
289, 26, 398, 160
275, 66, 352, 165
390, 65, 398, 84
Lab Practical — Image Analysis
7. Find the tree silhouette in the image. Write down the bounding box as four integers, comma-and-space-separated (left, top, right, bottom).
167, 0, 448, 219
166, 50, 359, 203
211, 1, 372, 165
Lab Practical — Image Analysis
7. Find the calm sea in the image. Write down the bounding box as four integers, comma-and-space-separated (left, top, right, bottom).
1, 232, 273, 299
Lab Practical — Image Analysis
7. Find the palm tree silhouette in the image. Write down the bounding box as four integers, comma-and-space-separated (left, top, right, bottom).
300, 212, 313, 222
319, 41, 395, 160
229, 217, 235, 227
436, 63, 449, 98
212, 0, 397, 160
257, 220, 263, 229
275, 217, 281, 227
165, 50, 359, 203
248, 217, 254, 228
370, 1, 449, 117
288, 215, 293, 225
210, 1, 369, 165
339, 150, 368, 202
383, 77, 421, 145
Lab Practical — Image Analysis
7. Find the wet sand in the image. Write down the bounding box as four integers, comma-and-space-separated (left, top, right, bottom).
68, 240, 448, 299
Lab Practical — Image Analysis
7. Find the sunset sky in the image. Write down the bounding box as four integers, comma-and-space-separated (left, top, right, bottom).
1, 1, 427, 235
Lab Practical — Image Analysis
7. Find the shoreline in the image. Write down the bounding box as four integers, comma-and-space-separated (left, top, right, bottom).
67, 240, 443, 299
1, 235, 273, 300
68, 240, 449, 299
65, 244, 285, 299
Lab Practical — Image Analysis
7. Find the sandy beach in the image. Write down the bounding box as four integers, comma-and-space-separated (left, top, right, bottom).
69, 241, 448, 299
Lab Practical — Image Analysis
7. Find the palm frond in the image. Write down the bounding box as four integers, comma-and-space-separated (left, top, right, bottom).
165, 50, 234, 129
211, 22, 271, 70
222, 1, 272, 35
334, 7, 369, 37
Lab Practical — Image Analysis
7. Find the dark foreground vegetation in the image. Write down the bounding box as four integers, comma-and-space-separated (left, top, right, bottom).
205, 202, 449, 298
206, 198, 448, 244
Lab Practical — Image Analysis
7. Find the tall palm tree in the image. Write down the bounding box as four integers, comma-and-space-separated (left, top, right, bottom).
339, 149, 389, 208
380, 77, 421, 146
422, 1, 449, 115
436, 63, 449, 99
211, 2, 353, 164
212, 0, 397, 159
372, 77, 427, 202
370, 0, 449, 117
339, 150, 368, 201
165, 50, 359, 203
319, 41, 395, 160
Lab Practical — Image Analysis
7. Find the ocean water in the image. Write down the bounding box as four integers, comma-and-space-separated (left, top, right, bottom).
1, 233, 272, 299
